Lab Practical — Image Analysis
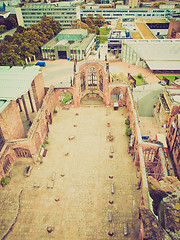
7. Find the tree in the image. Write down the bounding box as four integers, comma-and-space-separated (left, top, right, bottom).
85, 17, 95, 29
0, 25, 6, 34
125, 128, 132, 136
0, 15, 61, 66
94, 15, 105, 27
4, 35, 13, 42
94, 0, 101, 3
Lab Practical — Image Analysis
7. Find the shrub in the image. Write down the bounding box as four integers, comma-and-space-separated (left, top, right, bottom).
42, 140, 49, 148
137, 73, 143, 79
53, 109, 58, 114
125, 119, 130, 125
1, 176, 11, 186
125, 128, 132, 136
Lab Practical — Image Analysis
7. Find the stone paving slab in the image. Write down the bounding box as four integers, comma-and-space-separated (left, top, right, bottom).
1, 106, 141, 240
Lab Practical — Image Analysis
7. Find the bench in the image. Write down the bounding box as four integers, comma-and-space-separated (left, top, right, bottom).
25, 165, 32, 177
123, 222, 128, 236
108, 212, 112, 222
51, 172, 56, 181
33, 183, 40, 188
47, 181, 54, 189
111, 183, 114, 194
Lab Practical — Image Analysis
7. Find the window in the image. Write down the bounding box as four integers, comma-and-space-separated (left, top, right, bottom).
0, 127, 5, 152
99, 69, 103, 92
88, 67, 97, 90
80, 71, 86, 92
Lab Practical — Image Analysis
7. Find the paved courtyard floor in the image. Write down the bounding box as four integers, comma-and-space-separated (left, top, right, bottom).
1, 106, 141, 240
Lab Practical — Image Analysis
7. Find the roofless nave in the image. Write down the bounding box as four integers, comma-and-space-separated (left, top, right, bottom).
0, 61, 177, 239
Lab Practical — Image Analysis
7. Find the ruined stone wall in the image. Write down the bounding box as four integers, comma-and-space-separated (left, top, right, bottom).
27, 86, 58, 157
0, 100, 25, 140
167, 19, 180, 39
167, 114, 180, 179
31, 73, 45, 111
0, 144, 16, 178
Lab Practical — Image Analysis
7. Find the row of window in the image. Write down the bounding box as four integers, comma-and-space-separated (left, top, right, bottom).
22, 8, 76, 11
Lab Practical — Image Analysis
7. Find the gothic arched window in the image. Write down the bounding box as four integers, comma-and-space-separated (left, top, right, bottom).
99, 69, 103, 92
80, 71, 86, 92
88, 67, 97, 90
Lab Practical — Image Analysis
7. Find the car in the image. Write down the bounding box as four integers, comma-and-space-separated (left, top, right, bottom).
158, 80, 166, 86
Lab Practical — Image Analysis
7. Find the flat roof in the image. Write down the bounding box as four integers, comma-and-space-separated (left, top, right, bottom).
146, 60, 180, 71
124, 39, 180, 70
42, 33, 96, 50
0, 66, 41, 101
60, 29, 86, 35
70, 33, 95, 49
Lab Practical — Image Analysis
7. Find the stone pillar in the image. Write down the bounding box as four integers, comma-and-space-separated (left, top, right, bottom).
21, 95, 30, 121
25, 58, 28, 65
16, 98, 23, 112
28, 90, 35, 113
33, 55, 36, 62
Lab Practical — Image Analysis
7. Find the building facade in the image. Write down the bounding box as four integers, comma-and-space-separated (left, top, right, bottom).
108, 29, 132, 53
15, 2, 80, 28
81, 7, 179, 22
41, 29, 96, 61
121, 39, 180, 72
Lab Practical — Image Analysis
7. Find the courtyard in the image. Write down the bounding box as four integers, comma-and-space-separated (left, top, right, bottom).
1, 106, 141, 240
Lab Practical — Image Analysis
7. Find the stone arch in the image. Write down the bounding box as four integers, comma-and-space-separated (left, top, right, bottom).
110, 87, 123, 102
88, 67, 97, 90
99, 69, 103, 92
3, 154, 13, 174
14, 148, 32, 158
80, 71, 86, 92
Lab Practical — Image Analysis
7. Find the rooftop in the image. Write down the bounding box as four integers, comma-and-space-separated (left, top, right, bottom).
60, 29, 87, 35
124, 39, 180, 70
0, 66, 41, 101
42, 33, 96, 50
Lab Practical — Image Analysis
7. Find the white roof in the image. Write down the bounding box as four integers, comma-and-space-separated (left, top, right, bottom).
146, 60, 180, 70
0, 66, 41, 100
124, 39, 180, 70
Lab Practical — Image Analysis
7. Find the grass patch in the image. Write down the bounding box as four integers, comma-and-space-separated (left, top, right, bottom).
1, 176, 11, 186
156, 75, 180, 85
98, 36, 108, 43
99, 27, 111, 35
133, 75, 147, 86
61, 92, 72, 104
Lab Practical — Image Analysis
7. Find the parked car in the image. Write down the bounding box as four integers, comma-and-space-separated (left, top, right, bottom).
158, 80, 166, 86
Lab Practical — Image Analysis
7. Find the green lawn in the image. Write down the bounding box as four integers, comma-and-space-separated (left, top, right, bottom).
99, 28, 111, 35
157, 75, 180, 85
133, 76, 147, 86
98, 36, 108, 43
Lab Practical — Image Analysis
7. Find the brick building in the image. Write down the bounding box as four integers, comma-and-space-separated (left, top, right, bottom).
155, 88, 180, 127
0, 66, 58, 178
166, 114, 180, 179
167, 18, 180, 39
